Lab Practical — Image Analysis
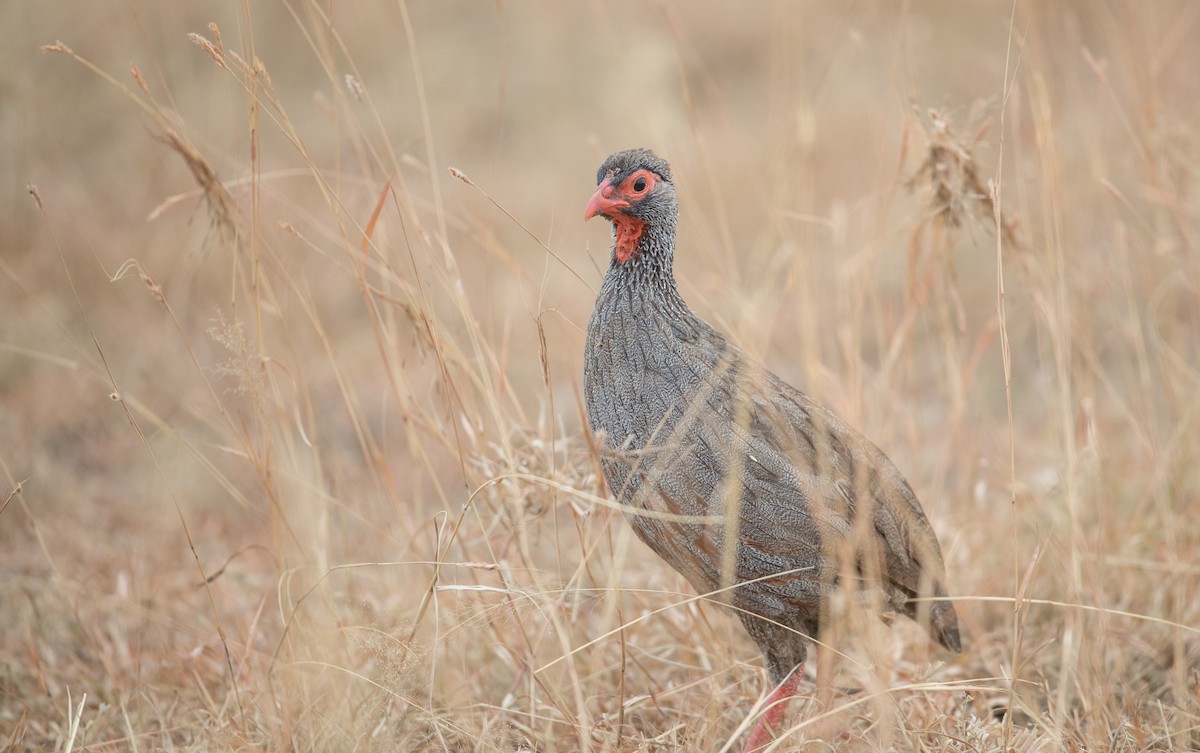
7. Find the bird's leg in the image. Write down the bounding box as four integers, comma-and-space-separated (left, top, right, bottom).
743, 667, 802, 753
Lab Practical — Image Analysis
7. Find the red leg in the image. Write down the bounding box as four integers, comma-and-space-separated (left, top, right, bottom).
743, 667, 802, 752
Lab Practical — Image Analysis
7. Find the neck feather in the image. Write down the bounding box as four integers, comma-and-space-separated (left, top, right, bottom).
610, 216, 676, 281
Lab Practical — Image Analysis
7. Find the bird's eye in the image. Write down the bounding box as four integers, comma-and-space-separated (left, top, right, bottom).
633, 177, 648, 192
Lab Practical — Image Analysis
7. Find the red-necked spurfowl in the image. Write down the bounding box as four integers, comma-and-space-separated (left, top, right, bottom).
582, 148, 961, 751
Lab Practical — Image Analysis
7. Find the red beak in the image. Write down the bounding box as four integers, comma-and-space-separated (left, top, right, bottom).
584, 178, 630, 220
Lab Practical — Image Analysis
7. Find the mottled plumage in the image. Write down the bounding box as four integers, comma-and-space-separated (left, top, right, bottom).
582, 149, 961, 750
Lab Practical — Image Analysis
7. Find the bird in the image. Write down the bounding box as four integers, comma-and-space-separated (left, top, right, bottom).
582, 148, 962, 751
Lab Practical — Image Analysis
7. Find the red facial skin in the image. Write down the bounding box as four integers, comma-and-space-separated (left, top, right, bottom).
583, 169, 659, 264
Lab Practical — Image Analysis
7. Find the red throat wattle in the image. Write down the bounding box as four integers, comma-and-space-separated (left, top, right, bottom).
612, 215, 645, 264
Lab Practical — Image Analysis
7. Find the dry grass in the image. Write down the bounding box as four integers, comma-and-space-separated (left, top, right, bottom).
2, 2, 1199, 751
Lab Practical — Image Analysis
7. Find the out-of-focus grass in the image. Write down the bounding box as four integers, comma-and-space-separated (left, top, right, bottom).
2, 2, 1198, 751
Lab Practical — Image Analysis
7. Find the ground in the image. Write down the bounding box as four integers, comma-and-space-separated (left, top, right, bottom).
2, 2, 1199, 751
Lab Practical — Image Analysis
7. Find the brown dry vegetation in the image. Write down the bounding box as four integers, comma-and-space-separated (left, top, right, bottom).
2, 2, 1199, 751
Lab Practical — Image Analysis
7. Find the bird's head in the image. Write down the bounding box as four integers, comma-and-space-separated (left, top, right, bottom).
584, 148, 677, 265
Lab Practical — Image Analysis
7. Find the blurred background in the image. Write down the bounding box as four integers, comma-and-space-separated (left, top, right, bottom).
2, 1, 1198, 751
